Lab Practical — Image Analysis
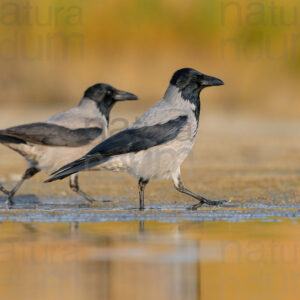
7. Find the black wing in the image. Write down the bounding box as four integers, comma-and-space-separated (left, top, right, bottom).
0, 123, 102, 147
47, 115, 188, 181
88, 115, 188, 156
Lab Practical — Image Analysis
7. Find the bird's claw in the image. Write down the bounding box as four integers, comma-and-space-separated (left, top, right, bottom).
188, 199, 228, 211
72, 188, 97, 204
84, 196, 97, 204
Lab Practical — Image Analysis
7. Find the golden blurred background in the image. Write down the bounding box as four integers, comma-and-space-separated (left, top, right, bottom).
0, 0, 299, 118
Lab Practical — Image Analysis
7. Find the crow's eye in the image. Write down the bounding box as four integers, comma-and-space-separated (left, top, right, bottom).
107, 90, 112, 95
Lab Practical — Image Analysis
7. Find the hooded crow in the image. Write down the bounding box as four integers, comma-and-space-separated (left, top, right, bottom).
47, 68, 225, 210
0, 83, 138, 208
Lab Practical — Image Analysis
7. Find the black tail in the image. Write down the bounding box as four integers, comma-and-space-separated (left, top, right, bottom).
45, 154, 106, 182
0, 134, 24, 144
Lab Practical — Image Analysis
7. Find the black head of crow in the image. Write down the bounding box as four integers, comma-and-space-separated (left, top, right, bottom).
84, 83, 138, 121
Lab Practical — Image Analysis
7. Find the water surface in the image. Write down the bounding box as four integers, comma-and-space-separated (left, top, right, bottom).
1, 219, 299, 300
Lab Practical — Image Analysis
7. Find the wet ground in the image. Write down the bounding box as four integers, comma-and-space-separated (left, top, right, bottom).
0, 110, 299, 299
1, 195, 300, 223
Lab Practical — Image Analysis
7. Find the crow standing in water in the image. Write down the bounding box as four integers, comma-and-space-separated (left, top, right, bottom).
0, 84, 138, 208
47, 68, 226, 210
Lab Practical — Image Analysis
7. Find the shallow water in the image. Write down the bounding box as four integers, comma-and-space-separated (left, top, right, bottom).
1, 219, 300, 300
1, 194, 300, 223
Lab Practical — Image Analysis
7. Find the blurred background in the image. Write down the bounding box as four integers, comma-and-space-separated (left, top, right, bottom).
0, 0, 299, 118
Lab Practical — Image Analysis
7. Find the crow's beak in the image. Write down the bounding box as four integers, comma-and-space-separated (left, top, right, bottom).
201, 75, 224, 87
113, 89, 138, 101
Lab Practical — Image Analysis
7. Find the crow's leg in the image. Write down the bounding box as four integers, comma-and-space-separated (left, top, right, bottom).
69, 174, 96, 203
138, 178, 149, 210
6, 167, 40, 208
172, 169, 226, 210
0, 184, 9, 195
